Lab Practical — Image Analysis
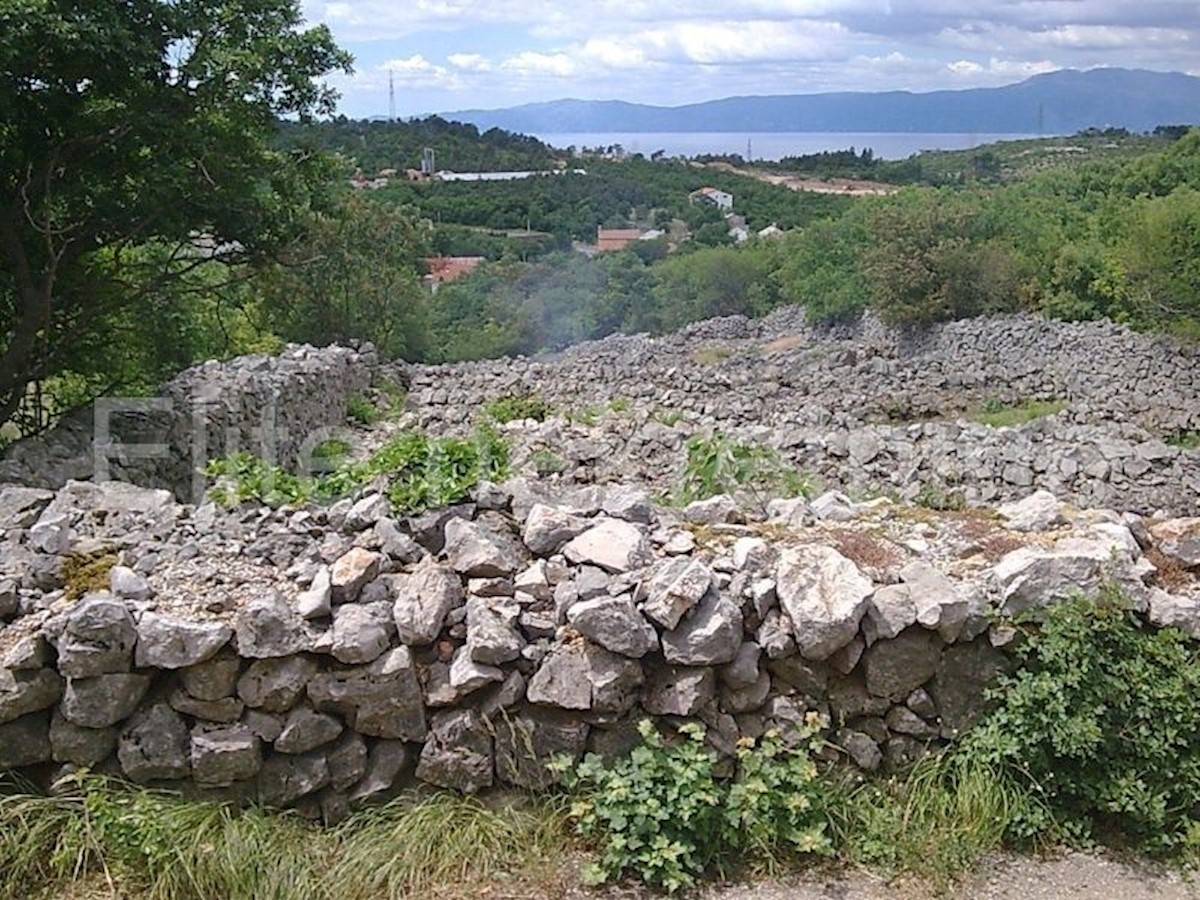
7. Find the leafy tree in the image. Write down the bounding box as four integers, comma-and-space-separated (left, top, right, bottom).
0, 0, 351, 422
261, 193, 431, 360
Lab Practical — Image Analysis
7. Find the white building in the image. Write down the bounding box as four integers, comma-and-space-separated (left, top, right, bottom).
688, 186, 734, 211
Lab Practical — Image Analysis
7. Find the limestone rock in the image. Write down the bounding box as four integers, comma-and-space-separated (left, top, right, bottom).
296, 567, 332, 619
237, 656, 317, 712
308, 647, 426, 740
465, 597, 525, 665
992, 537, 1135, 616
997, 490, 1066, 532
642, 664, 716, 717
522, 504, 588, 557
180, 650, 241, 702
0, 712, 51, 768
61, 673, 150, 728
444, 518, 520, 578
135, 613, 232, 669
1148, 589, 1200, 638
566, 594, 658, 658
776, 545, 873, 660
448, 646, 505, 696
327, 732, 369, 791
863, 629, 940, 700
109, 566, 152, 602
50, 709, 117, 765
562, 518, 651, 573
929, 639, 1011, 737
1150, 518, 1200, 569
682, 494, 741, 525
275, 707, 344, 754
391, 560, 463, 646
415, 708, 494, 793
0, 667, 63, 724
495, 709, 589, 790
54, 593, 137, 677
235, 592, 313, 658
643, 558, 713, 630
330, 547, 382, 604
258, 751, 330, 807
661, 589, 743, 666
330, 602, 392, 664
118, 703, 191, 782
191, 725, 262, 786
349, 740, 411, 802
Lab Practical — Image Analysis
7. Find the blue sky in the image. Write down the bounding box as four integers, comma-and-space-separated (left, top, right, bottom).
299, 1, 1200, 119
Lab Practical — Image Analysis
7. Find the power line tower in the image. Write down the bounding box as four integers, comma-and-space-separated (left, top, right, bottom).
389, 69, 396, 122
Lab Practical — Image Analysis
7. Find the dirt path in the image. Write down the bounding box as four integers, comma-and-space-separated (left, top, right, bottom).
691, 852, 1200, 899
499, 851, 1200, 900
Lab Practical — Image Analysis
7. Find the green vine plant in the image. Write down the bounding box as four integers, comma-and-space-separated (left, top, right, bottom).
205, 426, 509, 515
551, 717, 831, 893
674, 431, 813, 510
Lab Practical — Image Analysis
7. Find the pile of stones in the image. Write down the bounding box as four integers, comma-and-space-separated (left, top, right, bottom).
2, 473, 1197, 822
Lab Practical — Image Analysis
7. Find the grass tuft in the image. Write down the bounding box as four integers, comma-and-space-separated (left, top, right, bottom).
827, 751, 1045, 890
0, 776, 569, 900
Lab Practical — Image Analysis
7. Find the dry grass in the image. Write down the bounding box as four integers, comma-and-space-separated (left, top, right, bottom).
758, 334, 806, 355
828, 529, 904, 573
691, 346, 734, 365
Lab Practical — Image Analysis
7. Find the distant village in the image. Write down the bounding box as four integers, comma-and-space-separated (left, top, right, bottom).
352, 148, 788, 291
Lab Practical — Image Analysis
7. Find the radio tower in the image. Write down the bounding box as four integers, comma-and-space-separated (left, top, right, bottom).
389, 69, 396, 122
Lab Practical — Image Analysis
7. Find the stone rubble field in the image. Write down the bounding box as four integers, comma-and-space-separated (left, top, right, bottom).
0, 306, 1199, 823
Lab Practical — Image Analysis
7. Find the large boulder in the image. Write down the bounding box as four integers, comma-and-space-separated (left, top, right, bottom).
522, 504, 588, 557
991, 536, 1139, 616
862, 629, 940, 700
776, 545, 874, 660
237, 656, 317, 712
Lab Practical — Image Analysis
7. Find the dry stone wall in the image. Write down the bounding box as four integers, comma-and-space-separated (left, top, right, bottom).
406, 308, 1200, 516
0, 344, 376, 501
2, 476, 1198, 820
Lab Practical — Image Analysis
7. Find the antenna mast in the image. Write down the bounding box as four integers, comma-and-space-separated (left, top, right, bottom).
389, 69, 396, 121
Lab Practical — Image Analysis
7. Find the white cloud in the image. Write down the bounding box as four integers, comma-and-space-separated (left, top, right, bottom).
448, 52, 492, 71
501, 51, 579, 77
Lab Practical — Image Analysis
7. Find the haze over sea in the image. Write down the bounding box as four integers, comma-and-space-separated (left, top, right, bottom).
536, 132, 1039, 161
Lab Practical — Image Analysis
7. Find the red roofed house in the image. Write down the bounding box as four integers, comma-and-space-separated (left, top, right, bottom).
596, 227, 645, 253
422, 256, 485, 292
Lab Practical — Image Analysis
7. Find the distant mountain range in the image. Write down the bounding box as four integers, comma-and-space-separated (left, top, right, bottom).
441, 68, 1200, 135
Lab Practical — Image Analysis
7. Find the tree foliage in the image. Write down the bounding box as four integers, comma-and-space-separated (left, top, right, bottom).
0, 0, 351, 421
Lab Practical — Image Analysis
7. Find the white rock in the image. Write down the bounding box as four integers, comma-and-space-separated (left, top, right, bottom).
776, 545, 874, 660
562, 518, 651, 573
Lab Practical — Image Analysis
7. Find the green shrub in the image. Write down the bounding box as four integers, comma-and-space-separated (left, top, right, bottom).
1166, 429, 1200, 450
60, 550, 119, 601
973, 398, 1068, 428
652, 408, 684, 426
607, 396, 631, 413
206, 453, 312, 507
914, 482, 966, 511
553, 719, 831, 893
676, 432, 811, 506
346, 393, 381, 426
529, 448, 567, 475
965, 592, 1200, 856
484, 394, 553, 424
